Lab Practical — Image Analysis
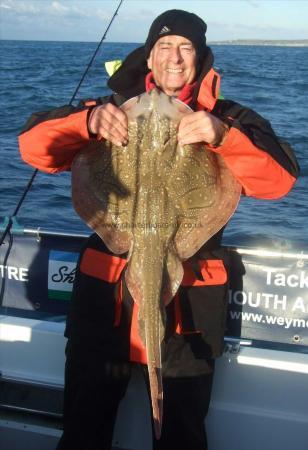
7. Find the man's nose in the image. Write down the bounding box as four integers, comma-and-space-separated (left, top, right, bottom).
169, 47, 183, 64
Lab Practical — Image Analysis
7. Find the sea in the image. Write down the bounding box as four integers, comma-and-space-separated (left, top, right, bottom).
0, 40, 307, 250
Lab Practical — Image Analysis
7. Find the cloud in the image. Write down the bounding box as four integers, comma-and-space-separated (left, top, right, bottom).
51, 1, 69, 14
49, 1, 93, 19
0, 3, 12, 9
0, 0, 128, 41
0, 0, 94, 18
92, 8, 111, 21
121, 8, 154, 21
0, 0, 40, 13
0, 1, 150, 29
208, 18, 308, 41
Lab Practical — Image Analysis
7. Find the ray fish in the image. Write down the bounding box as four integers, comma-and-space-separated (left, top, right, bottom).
71, 89, 241, 439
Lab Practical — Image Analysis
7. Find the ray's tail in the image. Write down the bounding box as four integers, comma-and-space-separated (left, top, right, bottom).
144, 308, 164, 439
126, 234, 168, 440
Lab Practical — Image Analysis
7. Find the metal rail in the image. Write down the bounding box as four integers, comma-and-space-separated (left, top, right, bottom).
14, 227, 308, 260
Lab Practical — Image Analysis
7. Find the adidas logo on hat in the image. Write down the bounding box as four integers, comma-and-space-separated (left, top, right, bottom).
159, 26, 171, 35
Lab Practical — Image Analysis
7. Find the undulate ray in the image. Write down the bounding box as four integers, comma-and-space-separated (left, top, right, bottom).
71, 89, 241, 439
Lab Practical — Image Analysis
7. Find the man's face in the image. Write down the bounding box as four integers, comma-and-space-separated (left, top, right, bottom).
147, 35, 197, 96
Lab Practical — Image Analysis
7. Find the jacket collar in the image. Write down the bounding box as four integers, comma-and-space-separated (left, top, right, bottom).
145, 72, 197, 106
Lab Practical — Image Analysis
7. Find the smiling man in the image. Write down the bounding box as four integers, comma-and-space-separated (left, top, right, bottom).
18, 9, 299, 450
147, 35, 197, 96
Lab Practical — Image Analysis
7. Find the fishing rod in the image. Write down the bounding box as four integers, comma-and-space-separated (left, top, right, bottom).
0, 0, 124, 247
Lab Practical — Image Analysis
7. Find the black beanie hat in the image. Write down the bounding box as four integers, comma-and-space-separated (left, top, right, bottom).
108, 9, 211, 100
144, 9, 207, 58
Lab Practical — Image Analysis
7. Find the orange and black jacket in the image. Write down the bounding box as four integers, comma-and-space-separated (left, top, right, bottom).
18, 48, 299, 372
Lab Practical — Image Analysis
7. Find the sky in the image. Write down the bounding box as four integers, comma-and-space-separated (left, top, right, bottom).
0, 0, 308, 42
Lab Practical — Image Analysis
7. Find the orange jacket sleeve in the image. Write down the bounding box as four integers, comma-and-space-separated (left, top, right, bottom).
207, 100, 299, 200
211, 127, 297, 199
18, 103, 96, 173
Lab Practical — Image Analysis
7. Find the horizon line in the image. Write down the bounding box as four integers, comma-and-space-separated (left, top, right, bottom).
1, 38, 308, 44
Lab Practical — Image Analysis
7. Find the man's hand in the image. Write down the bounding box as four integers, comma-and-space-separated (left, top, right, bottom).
88, 103, 128, 147
178, 111, 229, 147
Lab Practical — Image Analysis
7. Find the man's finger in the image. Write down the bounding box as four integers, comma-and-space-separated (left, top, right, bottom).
178, 114, 209, 138
101, 117, 128, 142
179, 133, 209, 146
179, 111, 208, 129
178, 118, 210, 140
89, 103, 128, 139
98, 124, 128, 146
96, 108, 128, 137
104, 103, 128, 129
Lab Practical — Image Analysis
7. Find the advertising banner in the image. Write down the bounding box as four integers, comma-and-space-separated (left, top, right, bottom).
0, 232, 85, 318
226, 249, 308, 348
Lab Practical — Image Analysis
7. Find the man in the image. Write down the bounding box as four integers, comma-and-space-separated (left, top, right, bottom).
18, 9, 299, 450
